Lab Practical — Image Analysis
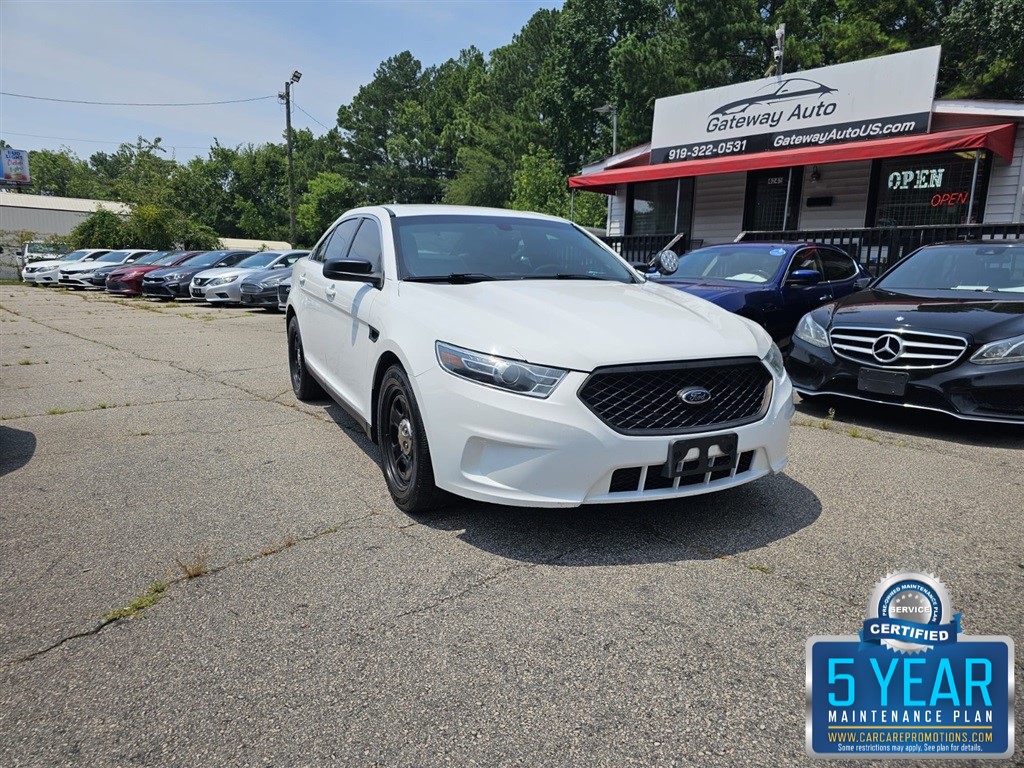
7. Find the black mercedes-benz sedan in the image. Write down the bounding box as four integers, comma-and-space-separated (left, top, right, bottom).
786, 241, 1024, 424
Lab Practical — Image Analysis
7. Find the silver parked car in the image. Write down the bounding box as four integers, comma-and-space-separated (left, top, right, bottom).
190, 250, 308, 304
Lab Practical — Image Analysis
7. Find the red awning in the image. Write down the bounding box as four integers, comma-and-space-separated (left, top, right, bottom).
569, 123, 1018, 194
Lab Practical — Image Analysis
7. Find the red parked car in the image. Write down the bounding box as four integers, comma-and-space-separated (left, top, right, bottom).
105, 251, 202, 297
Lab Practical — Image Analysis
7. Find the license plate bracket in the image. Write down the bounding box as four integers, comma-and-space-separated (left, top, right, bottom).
663, 433, 739, 479
857, 368, 908, 396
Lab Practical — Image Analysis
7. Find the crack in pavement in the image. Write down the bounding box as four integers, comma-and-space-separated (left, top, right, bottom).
2, 519, 378, 668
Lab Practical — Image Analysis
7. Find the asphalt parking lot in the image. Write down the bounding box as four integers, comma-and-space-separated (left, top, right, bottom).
1, 284, 1021, 767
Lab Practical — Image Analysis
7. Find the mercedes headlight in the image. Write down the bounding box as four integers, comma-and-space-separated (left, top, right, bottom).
761, 342, 785, 379
970, 333, 1024, 365
795, 313, 829, 348
436, 342, 566, 398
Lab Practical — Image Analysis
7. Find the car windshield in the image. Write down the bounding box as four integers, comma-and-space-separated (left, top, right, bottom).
26, 243, 66, 256
669, 245, 786, 283
136, 251, 175, 265
181, 250, 228, 267
93, 251, 133, 263
61, 250, 96, 262
393, 215, 636, 283
236, 252, 282, 269
878, 245, 1024, 294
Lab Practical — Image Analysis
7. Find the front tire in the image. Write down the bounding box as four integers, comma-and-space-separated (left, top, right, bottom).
287, 316, 325, 401
376, 365, 444, 514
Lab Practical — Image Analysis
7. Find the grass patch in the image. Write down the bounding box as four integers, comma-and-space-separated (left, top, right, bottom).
97, 402, 110, 409
18, 359, 34, 365
260, 536, 297, 557
748, 564, 774, 574
818, 407, 836, 430
45, 407, 85, 416
175, 550, 209, 579
102, 582, 167, 622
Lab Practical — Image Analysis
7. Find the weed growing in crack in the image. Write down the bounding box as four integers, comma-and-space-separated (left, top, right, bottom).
103, 582, 167, 621
260, 536, 297, 557
819, 407, 836, 430
175, 550, 209, 579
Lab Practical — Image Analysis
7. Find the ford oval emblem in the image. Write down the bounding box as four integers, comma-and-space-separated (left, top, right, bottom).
678, 386, 712, 405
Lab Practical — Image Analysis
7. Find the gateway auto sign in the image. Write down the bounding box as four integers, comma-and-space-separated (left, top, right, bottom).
650, 47, 941, 164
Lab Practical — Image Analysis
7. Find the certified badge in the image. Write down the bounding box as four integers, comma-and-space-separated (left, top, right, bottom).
806, 571, 1014, 759
861, 572, 961, 654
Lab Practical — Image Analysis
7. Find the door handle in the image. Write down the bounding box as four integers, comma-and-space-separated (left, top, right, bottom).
298, 273, 306, 286
326, 286, 336, 300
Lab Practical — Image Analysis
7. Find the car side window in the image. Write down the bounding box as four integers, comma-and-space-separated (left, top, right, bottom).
348, 219, 383, 273
222, 252, 251, 267
787, 248, 823, 281
818, 248, 858, 282
322, 219, 361, 263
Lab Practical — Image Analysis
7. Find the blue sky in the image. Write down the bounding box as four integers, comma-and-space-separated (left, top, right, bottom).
0, 0, 563, 162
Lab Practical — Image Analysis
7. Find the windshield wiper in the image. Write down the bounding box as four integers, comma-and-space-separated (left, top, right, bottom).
404, 273, 499, 284
520, 273, 609, 280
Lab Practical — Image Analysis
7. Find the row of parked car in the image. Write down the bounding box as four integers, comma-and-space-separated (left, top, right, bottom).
20, 247, 310, 310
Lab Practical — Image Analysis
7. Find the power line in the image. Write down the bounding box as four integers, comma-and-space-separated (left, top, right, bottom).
292, 102, 334, 132
2, 130, 209, 150
0, 91, 277, 107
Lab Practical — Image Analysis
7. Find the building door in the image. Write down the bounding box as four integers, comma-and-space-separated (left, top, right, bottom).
743, 168, 803, 232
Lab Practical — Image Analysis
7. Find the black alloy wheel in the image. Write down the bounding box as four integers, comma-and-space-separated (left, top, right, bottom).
287, 316, 325, 400
376, 365, 444, 513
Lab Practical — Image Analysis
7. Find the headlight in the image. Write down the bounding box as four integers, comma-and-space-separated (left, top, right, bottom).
970, 333, 1024, 365
208, 275, 238, 286
761, 342, 785, 379
795, 313, 829, 348
163, 272, 186, 281
259, 274, 289, 287
436, 341, 566, 398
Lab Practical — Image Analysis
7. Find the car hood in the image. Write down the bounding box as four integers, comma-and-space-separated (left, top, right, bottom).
653, 278, 764, 305
147, 265, 210, 279
396, 279, 770, 371
243, 267, 289, 284
194, 266, 259, 280
827, 288, 1024, 342
108, 264, 162, 278
61, 261, 117, 273
26, 258, 73, 270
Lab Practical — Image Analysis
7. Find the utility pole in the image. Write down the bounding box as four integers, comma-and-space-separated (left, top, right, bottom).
281, 71, 302, 247
773, 24, 786, 78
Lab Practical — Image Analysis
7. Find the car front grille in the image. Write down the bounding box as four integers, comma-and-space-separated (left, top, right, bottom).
577, 358, 772, 435
193, 277, 210, 286
829, 326, 968, 369
608, 450, 756, 493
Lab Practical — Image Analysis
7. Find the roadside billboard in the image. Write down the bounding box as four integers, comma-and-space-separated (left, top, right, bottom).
2, 148, 32, 186
651, 47, 941, 164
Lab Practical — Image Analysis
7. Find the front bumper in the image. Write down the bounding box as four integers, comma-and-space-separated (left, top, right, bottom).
413, 366, 793, 508
787, 338, 1024, 424
142, 280, 188, 299
27, 268, 60, 285
106, 277, 144, 296
59, 273, 101, 289
191, 281, 242, 303
240, 286, 279, 307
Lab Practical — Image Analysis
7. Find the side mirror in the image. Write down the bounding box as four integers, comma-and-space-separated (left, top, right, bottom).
651, 249, 679, 276
788, 269, 821, 285
323, 258, 381, 287
854, 276, 872, 290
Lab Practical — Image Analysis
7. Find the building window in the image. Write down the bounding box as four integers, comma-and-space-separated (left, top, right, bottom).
870, 151, 990, 227
628, 179, 693, 235
743, 168, 803, 231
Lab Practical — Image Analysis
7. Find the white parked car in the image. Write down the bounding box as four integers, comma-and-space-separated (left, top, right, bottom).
190, 250, 308, 304
22, 249, 110, 285
286, 205, 793, 512
58, 249, 154, 289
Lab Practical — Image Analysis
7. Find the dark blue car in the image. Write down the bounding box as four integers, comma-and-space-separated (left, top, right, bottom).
650, 242, 871, 343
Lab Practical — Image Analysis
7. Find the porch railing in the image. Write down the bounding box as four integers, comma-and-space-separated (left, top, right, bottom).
599, 233, 695, 267
738, 223, 1024, 275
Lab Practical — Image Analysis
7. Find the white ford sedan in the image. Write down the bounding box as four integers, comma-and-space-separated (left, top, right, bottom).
286, 205, 793, 512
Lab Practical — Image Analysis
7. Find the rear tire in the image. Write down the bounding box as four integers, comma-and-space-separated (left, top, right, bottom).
287, 316, 325, 401
376, 365, 445, 514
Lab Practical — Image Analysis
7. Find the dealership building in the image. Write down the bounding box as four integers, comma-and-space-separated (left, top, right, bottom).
571, 47, 1024, 269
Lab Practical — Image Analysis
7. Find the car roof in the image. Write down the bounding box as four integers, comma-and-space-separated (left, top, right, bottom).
917, 240, 1024, 249
358, 204, 568, 223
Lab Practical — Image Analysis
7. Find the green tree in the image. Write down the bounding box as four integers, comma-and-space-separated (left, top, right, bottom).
510, 145, 606, 227
941, 0, 1024, 99
67, 208, 126, 249
27, 148, 100, 198
297, 172, 359, 240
